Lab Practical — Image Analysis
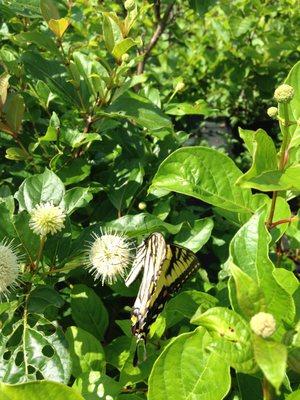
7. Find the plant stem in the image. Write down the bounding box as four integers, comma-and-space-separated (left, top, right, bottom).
267, 102, 291, 228
262, 377, 273, 400
269, 215, 298, 229
136, 2, 175, 75
267, 191, 278, 228
35, 236, 46, 271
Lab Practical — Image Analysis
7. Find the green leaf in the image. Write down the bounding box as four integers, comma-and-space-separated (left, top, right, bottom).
0, 71, 10, 109
15, 168, 65, 212
245, 165, 300, 191
102, 14, 115, 53
73, 371, 122, 400
71, 284, 109, 340
151, 147, 253, 213
253, 335, 287, 393
3, 93, 25, 134
40, 0, 60, 21
163, 290, 218, 329
57, 158, 91, 186
174, 217, 214, 252
15, 31, 59, 55
0, 381, 84, 400
191, 307, 255, 372
39, 112, 60, 142
0, 314, 71, 383
165, 101, 213, 116
104, 213, 183, 236
285, 391, 300, 400
112, 38, 138, 60
107, 91, 173, 131
229, 262, 266, 318
5, 147, 29, 161
236, 129, 277, 189
22, 52, 79, 106
106, 161, 144, 211
148, 328, 231, 400
65, 326, 105, 378
62, 187, 93, 214
188, 0, 217, 16
273, 268, 299, 296
228, 208, 295, 327
28, 285, 64, 313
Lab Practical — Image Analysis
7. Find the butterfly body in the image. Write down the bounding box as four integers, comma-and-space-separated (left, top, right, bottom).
126, 232, 200, 342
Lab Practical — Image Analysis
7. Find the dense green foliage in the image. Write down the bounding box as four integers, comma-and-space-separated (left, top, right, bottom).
0, 0, 299, 399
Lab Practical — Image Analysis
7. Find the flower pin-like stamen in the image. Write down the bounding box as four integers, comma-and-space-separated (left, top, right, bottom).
0, 240, 21, 299
29, 202, 66, 237
87, 229, 134, 285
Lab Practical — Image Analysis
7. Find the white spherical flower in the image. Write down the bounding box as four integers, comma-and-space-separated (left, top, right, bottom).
274, 84, 294, 103
0, 240, 20, 297
87, 229, 133, 285
250, 312, 276, 338
29, 202, 66, 237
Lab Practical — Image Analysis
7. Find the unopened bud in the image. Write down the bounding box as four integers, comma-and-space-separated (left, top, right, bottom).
138, 202, 147, 211
175, 81, 185, 92
267, 107, 278, 118
124, 0, 135, 11
121, 53, 130, 63
274, 84, 294, 104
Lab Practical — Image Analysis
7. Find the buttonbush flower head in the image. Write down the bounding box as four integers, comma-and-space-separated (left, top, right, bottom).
124, 0, 135, 11
0, 240, 20, 298
87, 229, 134, 285
274, 84, 294, 103
29, 202, 66, 237
267, 106, 278, 118
250, 312, 276, 338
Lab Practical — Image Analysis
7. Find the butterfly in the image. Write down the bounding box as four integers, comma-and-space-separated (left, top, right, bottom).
125, 232, 200, 364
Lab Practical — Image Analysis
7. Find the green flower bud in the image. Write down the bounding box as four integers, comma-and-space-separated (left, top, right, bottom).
274, 84, 294, 103
267, 106, 278, 118
175, 81, 185, 92
250, 312, 276, 338
121, 53, 130, 63
124, 0, 135, 11
138, 202, 147, 211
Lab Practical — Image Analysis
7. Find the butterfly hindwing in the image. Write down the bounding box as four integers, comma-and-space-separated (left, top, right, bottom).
126, 233, 200, 342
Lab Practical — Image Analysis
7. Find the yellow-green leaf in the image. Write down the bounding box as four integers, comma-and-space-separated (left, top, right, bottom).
48, 18, 69, 38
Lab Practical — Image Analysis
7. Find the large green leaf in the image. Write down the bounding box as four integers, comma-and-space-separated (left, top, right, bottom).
244, 165, 300, 191
70, 285, 109, 340
228, 209, 295, 327
148, 328, 231, 400
253, 336, 287, 393
22, 52, 79, 106
2, 93, 25, 134
150, 147, 253, 213
0, 381, 84, 400
236, 129, 277, 189
191, 307, 256, 373
65, 326, 105, 378
62, 188, 93, 215
15, 169, 65, 212
73, 371, 122, 400
174, 217, 213, 252
107, 91, 173, 131
0, 313, 71, 384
